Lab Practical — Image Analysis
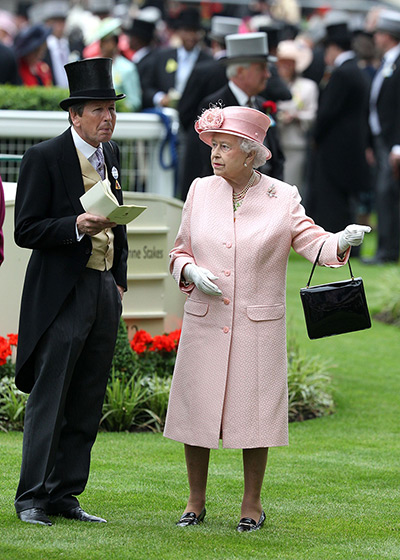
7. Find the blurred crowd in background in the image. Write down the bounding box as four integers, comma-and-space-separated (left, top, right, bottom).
0, 0, 399, 263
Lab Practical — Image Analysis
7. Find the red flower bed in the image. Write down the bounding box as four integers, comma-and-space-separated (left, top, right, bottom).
0, 334, 18, 366
130, 329, 181, 355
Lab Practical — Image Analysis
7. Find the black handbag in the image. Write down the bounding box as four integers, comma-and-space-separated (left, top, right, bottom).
300, 243, 371, 339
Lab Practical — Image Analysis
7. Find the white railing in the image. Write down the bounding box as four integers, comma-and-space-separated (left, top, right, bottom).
0, 109, 179, 198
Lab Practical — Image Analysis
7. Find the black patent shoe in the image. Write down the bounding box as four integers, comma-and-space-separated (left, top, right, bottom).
57, 506, 107, 523
176, 508, 206, 527
18, 507, 52, 526
236, 510, 266, 533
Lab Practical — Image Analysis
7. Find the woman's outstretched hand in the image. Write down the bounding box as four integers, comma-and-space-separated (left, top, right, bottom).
338, 224, 372, 253
183, 263, 222, 296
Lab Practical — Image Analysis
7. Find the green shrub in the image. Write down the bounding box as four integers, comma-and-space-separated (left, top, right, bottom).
100, 368, 149, 432
0, 85, 68, 111
0, 376, 27, 431
111, 319, 136, 378
141, 374, 172, 432
0, 85, 130, 112
0, 323, 335, 432
374, 268, 400, 327
287, 339, 334, 422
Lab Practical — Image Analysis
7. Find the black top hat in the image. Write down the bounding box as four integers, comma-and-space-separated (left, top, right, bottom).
16, 1, 32, 19
125, 18, 155, 42
13, 23, 52, 58
323, 23, 352, 49
258, 21, 284, 50
175, 8, 202, 31
59, 58, 126, 111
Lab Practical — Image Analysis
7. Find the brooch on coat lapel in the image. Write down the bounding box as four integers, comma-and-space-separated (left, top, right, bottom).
267, 184, 277, 198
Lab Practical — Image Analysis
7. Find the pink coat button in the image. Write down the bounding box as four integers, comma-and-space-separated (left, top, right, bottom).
223, 326, 230, 333
224, 270, 231, 277
223, 298, 230, 305
226, 242, 232, 248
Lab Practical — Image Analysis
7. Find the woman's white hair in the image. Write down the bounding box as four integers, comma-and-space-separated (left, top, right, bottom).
239, 138, 267, 169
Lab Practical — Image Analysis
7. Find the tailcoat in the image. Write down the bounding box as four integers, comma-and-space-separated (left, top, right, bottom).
369, 51, 400, 261
141, 47, 212, 108
374, 52, 400, 149
164, 174, 345, 449
14, 128, 128, 393
308, 57, 370, 231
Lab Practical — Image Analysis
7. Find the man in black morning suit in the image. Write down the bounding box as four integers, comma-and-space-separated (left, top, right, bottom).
307, 22, 370, 235
178, 15, 241, 133
141, 7, 212, 109
126, 16, 157, 110
365, 10, 400, 264
14, 58, 128, 526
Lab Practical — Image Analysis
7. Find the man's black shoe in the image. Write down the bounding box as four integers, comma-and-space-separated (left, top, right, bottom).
57, 506, 107, 523
18, 507, 52, 526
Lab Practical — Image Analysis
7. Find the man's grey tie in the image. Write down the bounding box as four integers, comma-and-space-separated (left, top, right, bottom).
90, 147, 105, 180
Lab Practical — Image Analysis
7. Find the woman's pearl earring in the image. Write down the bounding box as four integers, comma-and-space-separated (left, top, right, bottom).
244, 162, 248, 167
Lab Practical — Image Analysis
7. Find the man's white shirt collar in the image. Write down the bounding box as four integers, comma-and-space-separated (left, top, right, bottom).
228, 81, 249, 106
334, 51, 355, 67
383, 43, 400, 66
132, 46, 151, 64
71, 127, 101, 159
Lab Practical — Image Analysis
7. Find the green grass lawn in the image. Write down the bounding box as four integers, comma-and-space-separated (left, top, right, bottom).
1, 244, 399, 560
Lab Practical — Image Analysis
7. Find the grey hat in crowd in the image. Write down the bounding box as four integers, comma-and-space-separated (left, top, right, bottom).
88, 0, 115, 16
223, 32, 277, 65
28, 1, 69, 24
209, 16, 241, 42
375, 9, 400, 40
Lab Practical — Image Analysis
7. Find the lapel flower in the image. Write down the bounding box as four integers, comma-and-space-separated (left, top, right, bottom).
195, 106, 224, 133
165, 58, 178, 73
267, 184, 277, 198
383, 63, 396, 78
262, 100, 277, 115
262, 100, 277, 127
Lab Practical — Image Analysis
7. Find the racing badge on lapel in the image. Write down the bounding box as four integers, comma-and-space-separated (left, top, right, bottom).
111, 166, 121, 189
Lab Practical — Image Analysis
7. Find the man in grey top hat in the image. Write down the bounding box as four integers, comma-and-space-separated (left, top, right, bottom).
364, 9, 400, 264
14, 57, 128, 526
179, 32, 285, 200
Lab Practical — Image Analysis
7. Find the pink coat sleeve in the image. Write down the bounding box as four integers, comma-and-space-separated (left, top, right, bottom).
289, 186, 350, 266
169, 179, 197, 293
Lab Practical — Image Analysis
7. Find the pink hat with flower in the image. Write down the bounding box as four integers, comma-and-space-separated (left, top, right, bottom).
195, 106, 272, 160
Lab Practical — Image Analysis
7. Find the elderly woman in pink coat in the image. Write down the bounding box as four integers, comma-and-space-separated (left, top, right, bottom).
164, 106, 370, 532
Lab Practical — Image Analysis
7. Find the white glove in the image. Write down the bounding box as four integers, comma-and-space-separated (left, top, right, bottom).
183, 263, 222, 296
338, 224, 372, 252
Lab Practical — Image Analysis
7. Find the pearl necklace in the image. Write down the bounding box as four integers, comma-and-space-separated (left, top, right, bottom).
233, 171, 257, 212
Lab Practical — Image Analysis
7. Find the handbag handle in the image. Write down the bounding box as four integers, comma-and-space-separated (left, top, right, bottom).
305, 241, 355, 288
